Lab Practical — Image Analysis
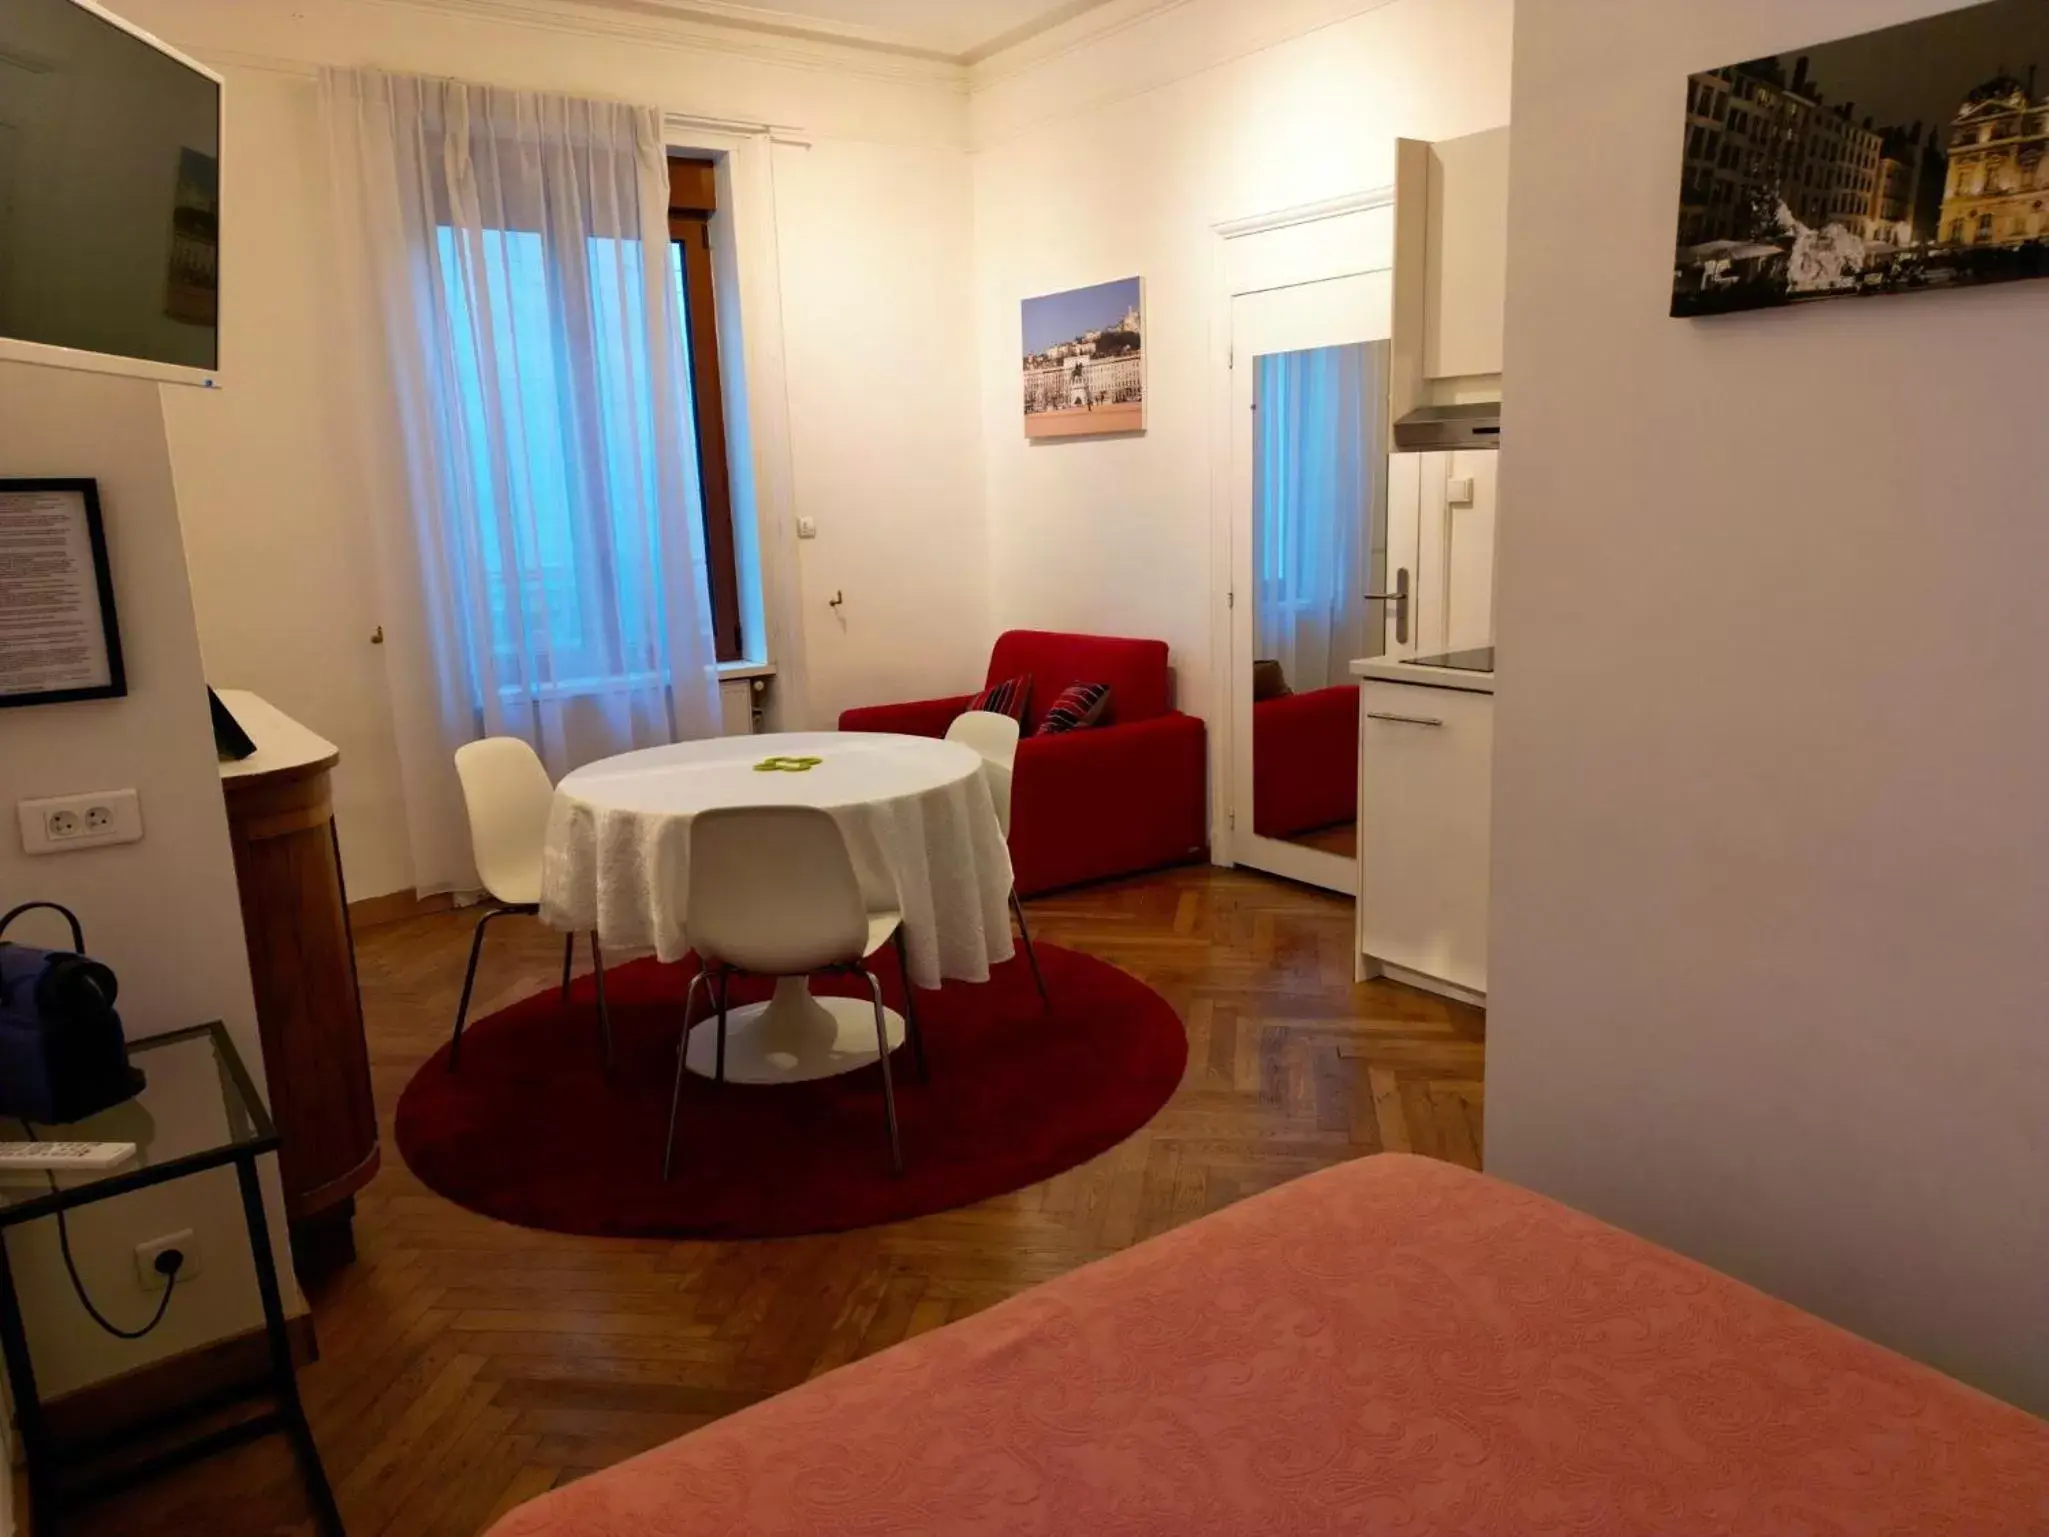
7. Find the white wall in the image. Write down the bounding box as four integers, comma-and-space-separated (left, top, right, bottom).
0, 364, 301, 1399
969, 0, 1513, 730
772, 133, 990, 720
1487, 0, 2049, 1412
120, 0, 990, 899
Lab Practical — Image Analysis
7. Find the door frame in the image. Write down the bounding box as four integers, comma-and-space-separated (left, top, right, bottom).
1206, 186, 1396, 873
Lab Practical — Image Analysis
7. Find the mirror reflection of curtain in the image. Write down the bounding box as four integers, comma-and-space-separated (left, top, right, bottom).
1253, 341, 1389, 693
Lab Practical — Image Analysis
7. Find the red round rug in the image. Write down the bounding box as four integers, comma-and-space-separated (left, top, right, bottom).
394, 943, 1187, 1239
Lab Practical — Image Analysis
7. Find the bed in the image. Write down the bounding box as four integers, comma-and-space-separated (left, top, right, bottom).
487, 1155, 2049, 1535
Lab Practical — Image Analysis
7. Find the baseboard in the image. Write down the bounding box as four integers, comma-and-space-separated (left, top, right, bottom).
43, 1314, 319, 1452
1361, 957, 1486, 1009
348, 887, 458, 930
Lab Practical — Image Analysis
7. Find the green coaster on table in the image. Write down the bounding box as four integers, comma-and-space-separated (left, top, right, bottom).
753, 755, 824, 773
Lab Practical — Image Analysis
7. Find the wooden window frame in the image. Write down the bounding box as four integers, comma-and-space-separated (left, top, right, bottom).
667, 158, 744, 663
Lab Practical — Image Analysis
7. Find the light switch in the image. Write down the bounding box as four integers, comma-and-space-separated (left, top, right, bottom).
1447, 476, 1476, 506
796, 517, 818, 540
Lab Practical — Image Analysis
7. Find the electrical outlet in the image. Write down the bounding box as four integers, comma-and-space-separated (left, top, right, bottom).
135, 1230, 201, 1292
17, 789, 142, 856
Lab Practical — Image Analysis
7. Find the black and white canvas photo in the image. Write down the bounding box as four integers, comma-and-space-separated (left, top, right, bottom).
1672, 0, 2049, 315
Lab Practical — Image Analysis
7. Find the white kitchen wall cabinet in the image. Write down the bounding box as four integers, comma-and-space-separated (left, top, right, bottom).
1423, 128, 1510, 382
1391, 126, 1511, 422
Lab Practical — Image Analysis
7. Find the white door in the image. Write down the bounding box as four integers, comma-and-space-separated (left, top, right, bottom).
1230, 270, 1392, 895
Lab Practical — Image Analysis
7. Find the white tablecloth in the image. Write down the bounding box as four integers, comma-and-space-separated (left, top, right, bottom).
541, 732, 1015, 989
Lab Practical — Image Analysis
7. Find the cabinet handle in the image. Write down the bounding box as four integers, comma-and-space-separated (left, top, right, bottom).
1366, 711, 1444, 728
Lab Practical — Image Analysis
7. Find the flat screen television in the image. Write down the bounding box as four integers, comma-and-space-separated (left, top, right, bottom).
0, 0, 222, 387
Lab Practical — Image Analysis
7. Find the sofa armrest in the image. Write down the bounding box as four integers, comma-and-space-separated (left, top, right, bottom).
838, 694, 976, 739
1010, 712, 1208, 895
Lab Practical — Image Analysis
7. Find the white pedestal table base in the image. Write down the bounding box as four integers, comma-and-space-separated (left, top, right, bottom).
683, 975, 907, 1084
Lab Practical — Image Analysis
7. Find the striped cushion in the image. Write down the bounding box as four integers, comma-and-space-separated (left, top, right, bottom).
970, 674, 1031, 723
1034, 681, 1110, 736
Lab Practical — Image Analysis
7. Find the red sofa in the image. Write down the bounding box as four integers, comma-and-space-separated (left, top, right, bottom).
839, 630, 1207, 896
1252, 685, 1358, 839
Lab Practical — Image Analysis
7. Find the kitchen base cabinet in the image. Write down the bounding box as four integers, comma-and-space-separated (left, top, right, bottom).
1356, 678, 1492, 1000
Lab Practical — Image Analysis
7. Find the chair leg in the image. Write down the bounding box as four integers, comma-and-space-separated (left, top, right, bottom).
891, 927, 928, 1082
590, 932, 613, 1071
714, 969, 731, 1085
863, 969, 905, 1176
663, 971, 709, 1182
448, 908, 508, 1071
1010, 890, 1050, 1010
559, 930, 576, 1002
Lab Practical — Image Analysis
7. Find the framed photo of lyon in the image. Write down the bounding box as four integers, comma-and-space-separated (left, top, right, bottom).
0, 479, 127, 708
1022, 277, 1145, 439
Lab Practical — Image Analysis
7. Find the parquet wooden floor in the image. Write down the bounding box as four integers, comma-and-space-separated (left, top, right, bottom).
79, 865, 1484, 1537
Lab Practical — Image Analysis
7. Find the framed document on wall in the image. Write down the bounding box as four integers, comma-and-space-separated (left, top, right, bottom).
0, 479, 127, 708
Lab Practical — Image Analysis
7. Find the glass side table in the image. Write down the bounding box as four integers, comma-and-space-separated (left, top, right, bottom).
0, 1022, 343, 1535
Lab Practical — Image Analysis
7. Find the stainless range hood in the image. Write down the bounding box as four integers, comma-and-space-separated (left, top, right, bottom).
1392, 401, 1501, 452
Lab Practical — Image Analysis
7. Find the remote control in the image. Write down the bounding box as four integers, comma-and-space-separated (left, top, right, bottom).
0, 1142, 137, 1171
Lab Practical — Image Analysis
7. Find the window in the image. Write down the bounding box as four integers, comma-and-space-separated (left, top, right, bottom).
437, 225, 676, 692
667, 159, 744, 663
431, 160, 747, 690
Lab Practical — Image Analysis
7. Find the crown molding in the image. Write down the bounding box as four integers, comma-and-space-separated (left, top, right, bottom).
555, 0, 1126, 67
531, 0, 955, 60
358, 0, 970, 85
967, 0, 1408, 145
958, 0, 1134, 66
967, 0, 1189, 86
1213, 185, 1395, 240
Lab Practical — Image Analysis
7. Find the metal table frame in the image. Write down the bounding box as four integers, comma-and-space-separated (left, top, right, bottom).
0, 1022, 342, 1535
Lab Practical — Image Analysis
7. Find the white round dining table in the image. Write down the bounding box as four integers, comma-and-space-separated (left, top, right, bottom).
541, 732, 1015, 1084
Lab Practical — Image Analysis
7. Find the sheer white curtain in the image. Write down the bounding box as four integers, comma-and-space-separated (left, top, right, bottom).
1252, 341, 1389, 693
322, 68, 721, 894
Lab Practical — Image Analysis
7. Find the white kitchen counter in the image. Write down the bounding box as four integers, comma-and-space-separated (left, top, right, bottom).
1349, 653, 1495, 695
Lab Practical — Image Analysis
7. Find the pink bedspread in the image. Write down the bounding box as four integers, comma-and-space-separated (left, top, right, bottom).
488, 1155, 2049, 1535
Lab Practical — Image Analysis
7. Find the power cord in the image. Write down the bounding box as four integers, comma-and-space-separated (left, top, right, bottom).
57, 1206, 181, 1341
18, 1119, 183, 1341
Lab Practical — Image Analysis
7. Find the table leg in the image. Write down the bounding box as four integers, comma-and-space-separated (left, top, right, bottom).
0, 1238, 60, 1535
236, 1155, 345, 1536
682, 975, 906, 1084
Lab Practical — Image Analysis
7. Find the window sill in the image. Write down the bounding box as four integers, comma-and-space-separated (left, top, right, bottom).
493, 661, 773, 706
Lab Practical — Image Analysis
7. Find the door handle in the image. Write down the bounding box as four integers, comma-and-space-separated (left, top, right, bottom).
1366, 711, 1444, 728
1364, 567, 1410, 647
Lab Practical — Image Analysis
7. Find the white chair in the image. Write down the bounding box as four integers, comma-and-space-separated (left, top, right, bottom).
945, 711, 1049, 1007
449, 737, 610, 1071
663, 806, 923, 1180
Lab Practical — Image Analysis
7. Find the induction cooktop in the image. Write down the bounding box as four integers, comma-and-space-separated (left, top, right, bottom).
1405, 646, 1495, 674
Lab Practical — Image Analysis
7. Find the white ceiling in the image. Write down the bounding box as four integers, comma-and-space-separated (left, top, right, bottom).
621, 0, 1118, 60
